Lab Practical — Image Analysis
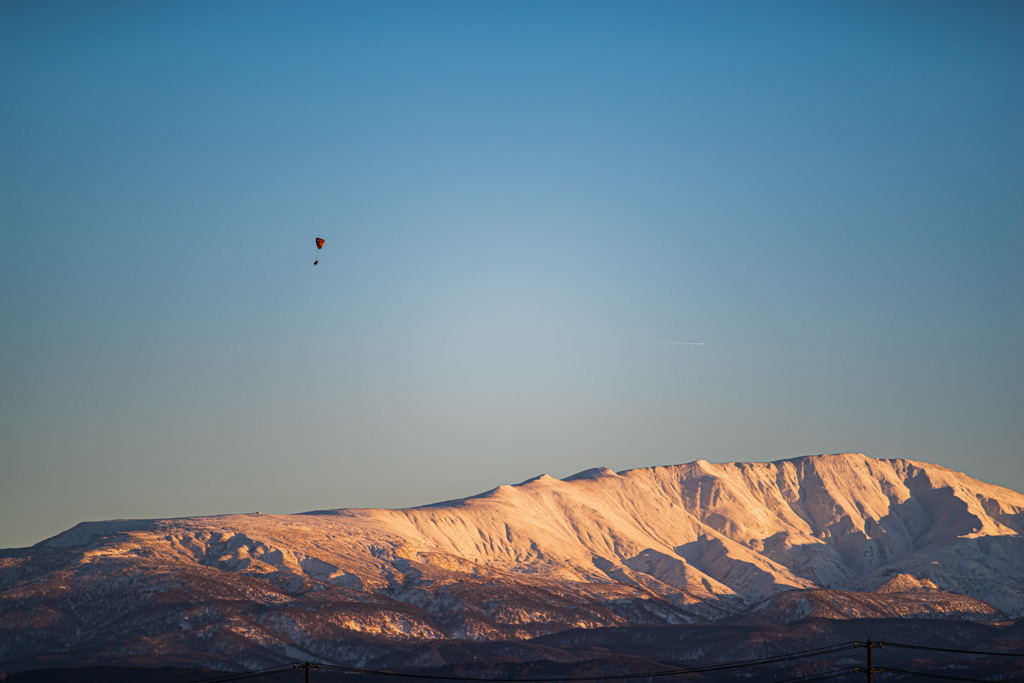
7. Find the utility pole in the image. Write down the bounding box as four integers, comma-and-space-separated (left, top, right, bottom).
855, 640, 882, 682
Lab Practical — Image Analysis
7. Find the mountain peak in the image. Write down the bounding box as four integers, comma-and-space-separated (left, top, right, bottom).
563, 466, 617, 481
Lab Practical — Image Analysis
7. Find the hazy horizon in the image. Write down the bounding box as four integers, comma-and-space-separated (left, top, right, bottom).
2, 1, 1022, 549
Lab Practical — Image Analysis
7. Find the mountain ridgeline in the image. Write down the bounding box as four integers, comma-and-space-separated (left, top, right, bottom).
2, 453, 1023, 672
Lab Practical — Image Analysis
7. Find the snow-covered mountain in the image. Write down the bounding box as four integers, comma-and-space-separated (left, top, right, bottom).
2, 453, 1023, 671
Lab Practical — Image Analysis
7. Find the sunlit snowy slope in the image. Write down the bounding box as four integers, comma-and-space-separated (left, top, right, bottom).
2, 453, 1022, 670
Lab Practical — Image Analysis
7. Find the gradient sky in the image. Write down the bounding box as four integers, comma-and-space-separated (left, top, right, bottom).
2, 1, 1022, 549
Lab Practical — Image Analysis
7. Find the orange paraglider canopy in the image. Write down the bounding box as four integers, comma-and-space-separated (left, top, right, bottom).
314, 237, 326, 265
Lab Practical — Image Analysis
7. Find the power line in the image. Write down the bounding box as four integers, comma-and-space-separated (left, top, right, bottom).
318, 642, 859, 682
772, 667, 862, 683
879, 667, 1012, 682
186, 664, 304, 683
878, 642, 1024, 658
182, 638, 1023, 683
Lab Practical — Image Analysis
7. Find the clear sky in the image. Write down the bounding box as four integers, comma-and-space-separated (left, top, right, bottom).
2, 1, 1022, 549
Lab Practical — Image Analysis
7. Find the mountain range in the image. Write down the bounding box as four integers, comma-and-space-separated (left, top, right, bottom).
2, 453, 1023, 674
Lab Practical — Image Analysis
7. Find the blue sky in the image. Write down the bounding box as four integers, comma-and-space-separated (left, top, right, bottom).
2, 1, 1022, 549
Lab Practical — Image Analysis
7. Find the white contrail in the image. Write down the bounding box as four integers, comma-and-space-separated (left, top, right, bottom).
651, 340, 704, 345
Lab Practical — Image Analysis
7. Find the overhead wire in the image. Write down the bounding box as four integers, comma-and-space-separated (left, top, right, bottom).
879, 667, 1016, 682
317, 642, 861, 682
878, 641, 1024, 658
771, 667, 862, 683
181, 639, 1023, 683
186, 663, 303, 683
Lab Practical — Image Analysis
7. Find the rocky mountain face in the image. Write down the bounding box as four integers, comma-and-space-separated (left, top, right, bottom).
1, 453, 1023, 672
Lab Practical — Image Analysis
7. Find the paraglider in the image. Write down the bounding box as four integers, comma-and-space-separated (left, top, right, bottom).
314, 237, 325, 266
